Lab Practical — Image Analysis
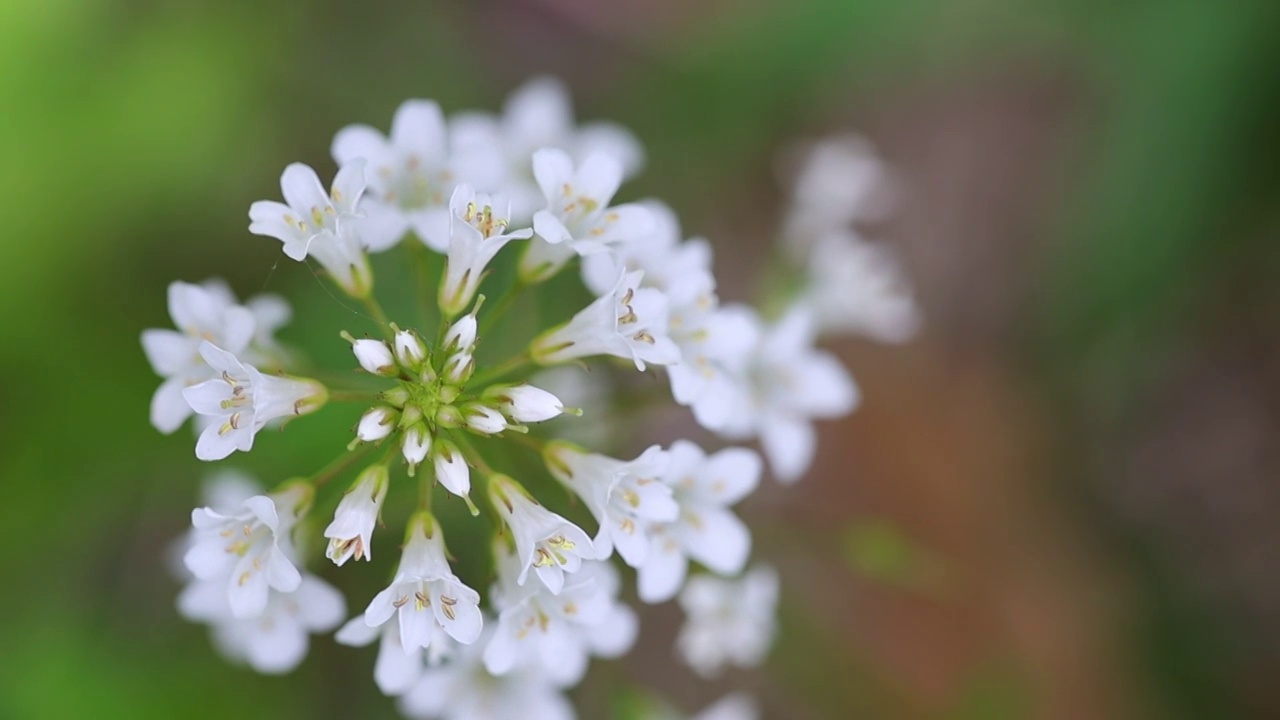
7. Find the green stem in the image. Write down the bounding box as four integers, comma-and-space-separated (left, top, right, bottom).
360, 294, 394, 338
479, 279, 526, 335
309, 443, 377, 488
329, 390, 382, 403
470, 351, 532, 387
410, 241, 439, 330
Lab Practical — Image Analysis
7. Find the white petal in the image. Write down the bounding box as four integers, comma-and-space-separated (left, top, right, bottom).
245, 617, 309, 674
684, 507, 751, 575
391, 100, 447, 162
335, 616, 381, 647
760, 415, 816, 483
279, 163, 329, 214
150, 376, 194, 434
374, 629, 423, 696
532, 147, 574, 202
141, 329, 196, 376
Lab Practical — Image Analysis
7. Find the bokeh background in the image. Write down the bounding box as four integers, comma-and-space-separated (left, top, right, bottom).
3, 1, 1279, 718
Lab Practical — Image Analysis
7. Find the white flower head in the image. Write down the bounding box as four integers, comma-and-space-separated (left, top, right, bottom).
638, 442, 761, 603
183, 483, 311, 618
780, 133, 895, 256
518, 148, 654, 283
484, 383, 565, 423
356, 406, 399, 443
360, 513, 484, 656
544, 443, 677, 568
487, 474, 596, 594
440, 184, 533, 317
676, 566, 779, 678
483, 543, 636, 687
332, 99, 502, 252
803, 232, 919, 342
402, 425, 432, 475
141, 281, 257, 434
716, 304, 859, 482
431, 439, 471, 502
398, 623, 576, 720
178, 573, 345, 675
351, 337, 396, 376
395, 328, 429, 371
181, 342, 327, 461
323, 464, 389, 566
249, 162, 373, 297
531, 269, 680, 370
461, 403, 508, 436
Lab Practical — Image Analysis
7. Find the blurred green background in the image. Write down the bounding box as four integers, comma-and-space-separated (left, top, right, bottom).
3, 1, 1279, 718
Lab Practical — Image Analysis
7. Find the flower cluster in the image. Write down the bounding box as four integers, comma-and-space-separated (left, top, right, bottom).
144, 77, 916, 718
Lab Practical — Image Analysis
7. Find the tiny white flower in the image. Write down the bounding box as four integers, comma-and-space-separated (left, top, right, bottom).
461, 403, 508, 435
141, 281, 257, 434
440, 184, 533, 317
484, 384, 564, 423
360, 514, 484, 657
452, 75, 643, 222
518, 149, 653, 283
352, 338, 396, 376
431, 439, 471, 500
803, 232, 919, 342
638, 442, 761, 603
356, 406, 399, 443
398, 623, 576, 720
716, 305, 858, 482
483, 543, 636, 687
394, 328, 429, 370
181, 342, 327, 461
531, 269, 680, 371
183, 484, 310, 618
324, 464, 389, 566
331, 99, 502, 252
402, 425, 432, 474
780, 133, 895, 257
178, 573, 345, 675
249, 162, 373, 297
487, 474, 596, 594
544, 443, 677, 568
676, 566, 779, 678
442, 312, 478, 356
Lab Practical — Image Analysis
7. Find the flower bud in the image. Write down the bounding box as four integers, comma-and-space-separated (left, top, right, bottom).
323, 464, 388, 566
401, 425, 431, 474
381, 386, 411, 408
394, 329, 427, 370
486, 383, 564, 423
443, 315, 477, 355
435, 405, 463, 429
432, 440, 471, 499
356, 406, 397, 442
443, 351, 474, 385
462, 404, 507, 435
351, 338, 396, 376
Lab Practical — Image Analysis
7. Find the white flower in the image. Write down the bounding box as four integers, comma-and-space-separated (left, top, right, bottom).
780, 133, 895, 257
331, 99, 501, 252
531, 269, 680, 370
181, 341, 327, 461
359, 514, 484, 656
183, 484, 309, 618
676, 566, 779, 678
178, 573, 345, 675
323, 464, 389, 566
488, 474, 596, 595
452, 75, 643, 221
803, 232, 919, 342
399, 623, 576, 720
402, 425, 432, 474
716, 305, 858, 482
167, 470, 262, 581
518, 149, 653, 283
638, 442, 761, 603
352, 338, 396, 376
249, 162, 373, 297
483, 544, 636, 686
141, 281, 256, 434
484, 383, 564, 423
545, 443, 677, 569
439, 184, 533, 317
395, 328, 428, 370
431, 439, 471, 500
461, 403, 508, 435
443, 311, 478, 355
356, 406, 398, 443
336, 615, 455, 696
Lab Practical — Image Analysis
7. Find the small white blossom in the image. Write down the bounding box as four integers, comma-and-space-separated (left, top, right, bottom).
431, 439, 471, 500
141, 281, 257, 434
440, 184, 533, 317
399, 623, 575, 720
183, 484, 310, 618
676, 567, 779, 678
716, 305, 858, 482
519, 149, 653, 283
332, 99, 502, 252
336, 615, 454, 696
803, 232, 919, 342
356, 406, 399, 443
461, 403, 508, 435
181, 342, 327, 461
545, 443, 676, 569
359, 514, 483, 659
442, 312, 478, 356
638, 442, 761, 603
394, 328, 429, 370
531, 269, 679, 370
483, 543, 636, 686
352, 338, 396, 376
452, 75, 643, 221
402, 425, 432, 474
249, 162, 373, 297
780, 133, 895, 257
324, 464, 389, 566
178, 573, 345, 675
488, 474, 596, 594
485, 383, 564, 423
